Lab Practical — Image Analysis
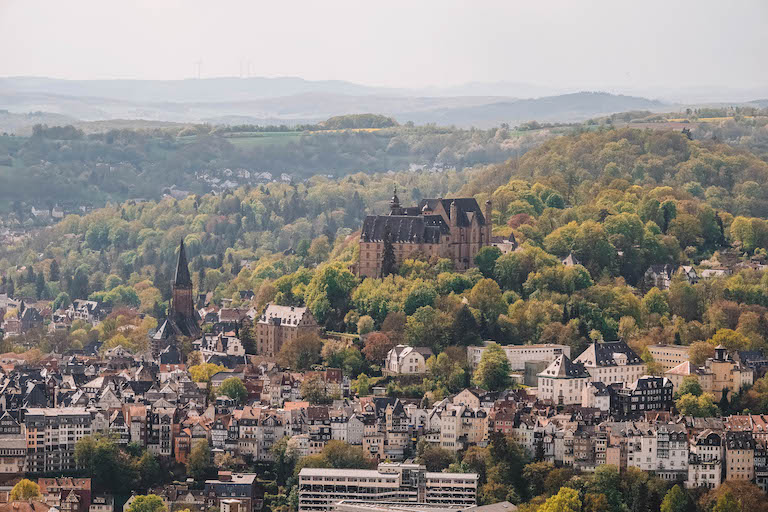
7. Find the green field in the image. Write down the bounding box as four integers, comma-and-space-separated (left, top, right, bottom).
222, 131, 303, 147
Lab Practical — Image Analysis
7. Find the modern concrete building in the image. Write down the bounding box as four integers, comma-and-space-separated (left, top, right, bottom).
23, 407, 91, 474
298, 463, 478, 512
467, 343, 570, 371
648, 345, 690, 371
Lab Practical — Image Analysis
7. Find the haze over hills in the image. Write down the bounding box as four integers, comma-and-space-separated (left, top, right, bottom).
0, 76, 675, 130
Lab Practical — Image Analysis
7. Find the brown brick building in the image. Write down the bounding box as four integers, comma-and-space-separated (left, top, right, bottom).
356, 191, 493, 278
255, 304, 320, 357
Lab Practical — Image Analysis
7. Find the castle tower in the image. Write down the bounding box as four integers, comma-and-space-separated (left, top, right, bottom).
389, 186, 402, 215
171, 239, 195, 321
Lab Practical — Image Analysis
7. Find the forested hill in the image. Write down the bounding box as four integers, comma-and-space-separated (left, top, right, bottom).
5, 127, 768, 354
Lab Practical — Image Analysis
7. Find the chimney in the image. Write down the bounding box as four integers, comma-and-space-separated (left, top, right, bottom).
218, 471, 232, 482
450, 200, 458, 228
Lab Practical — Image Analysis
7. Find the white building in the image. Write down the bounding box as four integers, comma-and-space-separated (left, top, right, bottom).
687, 430, 723, 489
537, 354, 591, 405
297, 463, 478, 512
385, 345, 434, 375
574, 340, 646, 386
467, 343, 570, 371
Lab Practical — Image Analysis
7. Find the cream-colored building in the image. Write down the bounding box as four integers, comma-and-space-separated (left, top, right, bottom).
467, 343, 570, 371
725, 432, 755, 482
648, 344, 690, 371
439, 405, 489, 452
665, 346, 753, 396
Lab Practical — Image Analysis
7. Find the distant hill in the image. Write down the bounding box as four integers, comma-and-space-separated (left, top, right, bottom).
397, 92, 667, 127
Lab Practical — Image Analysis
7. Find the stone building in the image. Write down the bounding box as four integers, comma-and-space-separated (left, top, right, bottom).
255, 304, 319, 357
356, 190, 493, 278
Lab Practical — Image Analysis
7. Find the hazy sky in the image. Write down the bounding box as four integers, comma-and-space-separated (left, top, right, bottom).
1, 0, 767, 90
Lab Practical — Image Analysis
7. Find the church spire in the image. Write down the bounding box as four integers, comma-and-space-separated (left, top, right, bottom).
174, 239, 192, 287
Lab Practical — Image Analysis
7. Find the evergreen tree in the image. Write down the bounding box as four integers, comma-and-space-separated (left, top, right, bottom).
452, 305, 481, 346
719, 388, 730, 413
380, 225, 397, 278
49, 259, 60, 282
35, 272, 46, 300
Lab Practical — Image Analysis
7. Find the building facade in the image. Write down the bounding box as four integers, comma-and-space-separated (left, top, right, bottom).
255, 305, 319, 357
298, 463, 477, 512
468, 343, 570, 371
357, 192, 492, 278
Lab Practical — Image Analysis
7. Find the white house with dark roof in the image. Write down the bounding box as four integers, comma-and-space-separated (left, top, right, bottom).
537, 354, 591, 405
574, 340, 646, 386
385, 345, 433, 375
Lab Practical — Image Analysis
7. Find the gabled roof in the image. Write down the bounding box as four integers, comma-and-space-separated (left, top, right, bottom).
539, 354, 590, 379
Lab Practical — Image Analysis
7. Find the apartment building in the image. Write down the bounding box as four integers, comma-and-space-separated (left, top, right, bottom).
297, 463, 477, 512
204, 472, 259, 512
468, 343, 570, 371
0, 411, 26, 475
725, 431, 755, 482
24, 407, 92, 473
648, 345, 690, 371
687, 430, 723, 489
625, 423, 688, 481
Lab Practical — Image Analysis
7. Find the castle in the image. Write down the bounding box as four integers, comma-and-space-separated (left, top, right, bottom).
356, 190, 493, 278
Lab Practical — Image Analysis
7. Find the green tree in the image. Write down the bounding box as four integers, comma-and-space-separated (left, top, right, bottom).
452, 305, 482, 346
278, 332, 323, 369
475, 246, 502, 278
642, 287, 669, 317
380, 226, 397, 278
301, 373, 330, 404
304, 263, 357, 328
712, 490, 740, 512
219, 377, 248, 404
137, 451, 161, 491
126, 495, 166, 512
660, 485, 689, 512
473, 342, 511, 391
679, 375, 703, 397
10, 479, 41, 501
187, 439, 213, 481
539, 487, 582, 512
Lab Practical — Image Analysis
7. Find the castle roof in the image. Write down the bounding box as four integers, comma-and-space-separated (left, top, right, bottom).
361, 215, 449, 244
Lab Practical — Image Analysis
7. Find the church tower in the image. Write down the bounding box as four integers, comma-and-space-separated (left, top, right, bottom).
171, 239, 195, 321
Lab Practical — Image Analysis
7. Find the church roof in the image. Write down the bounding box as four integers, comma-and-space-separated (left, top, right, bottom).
174, 239, 192, 287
